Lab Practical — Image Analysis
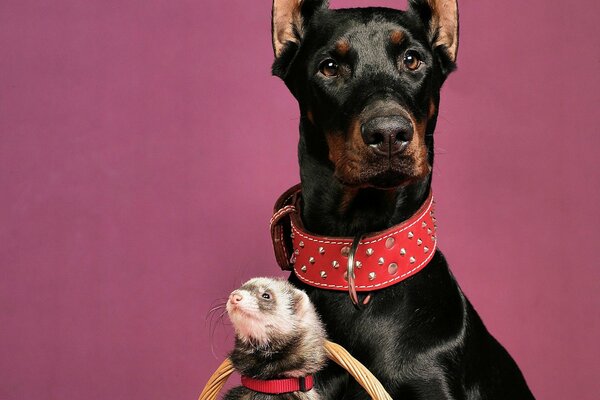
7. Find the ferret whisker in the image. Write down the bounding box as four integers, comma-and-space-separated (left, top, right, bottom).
206, 298, 227, 316
207, 297, 228, 308
207, 303, 227, 315
209, 310, 231, 359
217, 309, 228, 320
206, 309, 220, 330
207, 296, 227, 308
205, 302, 227, 327
208, 308, 228, 333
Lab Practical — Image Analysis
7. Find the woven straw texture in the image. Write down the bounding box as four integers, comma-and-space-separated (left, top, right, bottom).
198, 340, 392, 400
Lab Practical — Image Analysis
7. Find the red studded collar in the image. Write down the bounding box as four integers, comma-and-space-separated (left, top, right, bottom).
270, 185, 437, 299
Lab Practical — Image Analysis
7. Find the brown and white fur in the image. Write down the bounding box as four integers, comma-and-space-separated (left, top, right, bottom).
224, 277, 327, 400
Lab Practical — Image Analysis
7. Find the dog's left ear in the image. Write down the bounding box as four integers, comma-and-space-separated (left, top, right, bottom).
272, 0, 328, 58
409, 0, 459, 71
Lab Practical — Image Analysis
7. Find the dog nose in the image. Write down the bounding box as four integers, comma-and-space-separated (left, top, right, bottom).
361, 116, 413, 154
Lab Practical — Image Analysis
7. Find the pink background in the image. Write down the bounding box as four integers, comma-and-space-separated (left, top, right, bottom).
1, 0, 598, 399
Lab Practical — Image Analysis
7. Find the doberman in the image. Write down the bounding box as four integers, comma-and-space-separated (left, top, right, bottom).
269, 0, 534, 399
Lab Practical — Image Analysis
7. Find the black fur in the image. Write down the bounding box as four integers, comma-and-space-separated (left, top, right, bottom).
230, 334, 306, 379
271, 1, 534, 399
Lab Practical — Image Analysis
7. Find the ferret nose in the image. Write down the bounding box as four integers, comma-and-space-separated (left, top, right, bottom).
361, 115, 413, 155
229, 293, 243, 304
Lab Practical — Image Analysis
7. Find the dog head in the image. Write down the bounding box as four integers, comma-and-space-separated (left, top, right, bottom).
272, 0, 458, 189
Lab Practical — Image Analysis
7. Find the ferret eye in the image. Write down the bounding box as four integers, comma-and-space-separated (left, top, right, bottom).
261, 293, 271, 300
402, 50, 422, 71
319, 59, 339, 77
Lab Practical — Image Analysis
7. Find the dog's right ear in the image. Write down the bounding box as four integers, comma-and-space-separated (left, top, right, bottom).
272, 0, 328, 59
408, 0, 459, 75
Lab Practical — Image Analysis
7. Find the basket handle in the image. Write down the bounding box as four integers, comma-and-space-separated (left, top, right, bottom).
323, 341, 392, 400
197, 340, 392, 400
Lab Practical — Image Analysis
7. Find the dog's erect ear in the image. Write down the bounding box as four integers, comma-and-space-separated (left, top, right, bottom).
272, 0, 328, 58
409, 0, 459, 63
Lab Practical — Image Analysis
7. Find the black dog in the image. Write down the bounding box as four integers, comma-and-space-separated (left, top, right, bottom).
269, 0, 534, 399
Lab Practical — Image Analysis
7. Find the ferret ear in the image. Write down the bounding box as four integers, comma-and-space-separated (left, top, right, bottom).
272, 0, 329, 58
292, 289, 312, 319
408, 0, 459, 70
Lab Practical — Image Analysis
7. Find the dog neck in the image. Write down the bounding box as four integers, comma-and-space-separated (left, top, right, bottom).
298, 121, 432, 237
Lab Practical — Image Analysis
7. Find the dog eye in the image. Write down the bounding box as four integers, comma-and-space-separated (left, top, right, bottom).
262, 292, 271, 300
319, 59, 339, 77
402, 50, 422, 71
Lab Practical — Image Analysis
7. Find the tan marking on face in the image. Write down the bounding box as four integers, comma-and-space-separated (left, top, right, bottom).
325, 130, 356, 179
404, 116, 431, 179
306, 110, 314, 124
325, 118, 370, 186
428, 99, 437, 119
390, 30, 404, 45
335, 39, 350, 57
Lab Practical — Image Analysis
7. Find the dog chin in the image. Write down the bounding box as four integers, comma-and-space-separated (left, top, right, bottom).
367, 171, 417, 189
336, 168, 419, 189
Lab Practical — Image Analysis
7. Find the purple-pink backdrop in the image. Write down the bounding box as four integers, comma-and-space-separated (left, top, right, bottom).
1, 0, 599, 399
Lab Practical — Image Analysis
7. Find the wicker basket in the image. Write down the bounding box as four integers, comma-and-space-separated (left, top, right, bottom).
198, 340, 392, 400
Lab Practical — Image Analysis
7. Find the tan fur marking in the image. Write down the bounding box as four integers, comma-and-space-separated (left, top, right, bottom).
427, 0, 459, 61
428, 99, 437, 119
325, 131, 347, 169
306, 110, 315, 124
405, 116, 431, 179
325, 118, 369, 186
390, 30, 404, 45
272, 0, 304, 57
335, 39, 350, 57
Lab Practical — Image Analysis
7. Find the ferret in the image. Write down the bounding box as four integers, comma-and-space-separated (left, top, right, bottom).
223, 277, 327, 400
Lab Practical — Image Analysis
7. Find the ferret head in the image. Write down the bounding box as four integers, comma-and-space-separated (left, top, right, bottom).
226, 277, 315, 346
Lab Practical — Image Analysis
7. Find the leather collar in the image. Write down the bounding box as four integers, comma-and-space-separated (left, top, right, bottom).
270, 184, 437, 292
241, 375, 314, 394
